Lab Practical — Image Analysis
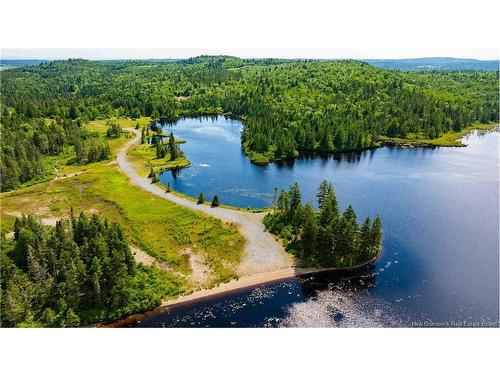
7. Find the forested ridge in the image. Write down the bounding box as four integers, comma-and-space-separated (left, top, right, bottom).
1, 56, 498, 188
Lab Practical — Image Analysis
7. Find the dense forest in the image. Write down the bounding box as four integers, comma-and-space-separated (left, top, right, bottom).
264, 181, 382, 268
0, 108, 116, 191
0, 212, 180, 327
1, 56, 498, 188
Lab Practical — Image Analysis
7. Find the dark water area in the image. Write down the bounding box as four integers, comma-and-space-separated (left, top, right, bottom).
146, 117, 499, 327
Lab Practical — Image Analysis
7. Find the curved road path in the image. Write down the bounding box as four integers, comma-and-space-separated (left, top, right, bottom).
117, 129, 293, 276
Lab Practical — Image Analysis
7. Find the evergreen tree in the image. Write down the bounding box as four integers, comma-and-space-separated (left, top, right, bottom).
168, 132, 177, 160
151, 171, 159, 183
197, 192, 205, 204
300, 203, 318, 261
211, 195, 220, 207
288, 183, 302, 229
317, 180, 339, 226
148, 166, 155, 178
359, 217, 373, 260
371, 215, 383, 250
89, 256, 102, 306
316, 180, 333, 209
148, 167, 159, 183
156, 142, 164, 159
141, 128, 146, 145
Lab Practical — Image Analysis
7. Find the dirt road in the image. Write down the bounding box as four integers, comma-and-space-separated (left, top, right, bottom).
117, 128, 293, 276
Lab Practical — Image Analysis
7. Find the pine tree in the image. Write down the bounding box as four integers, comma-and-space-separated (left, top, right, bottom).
318, 181, 339, 226
371, 215, 382, 250
300, 203, 317, 262
316, 180, 333, 209
276, 190, 289, 216
316, 224, 334, 266
288, 183, 302, 229
359, 217, 372, 261
197, 192, 205, 204
211, 195, 220, 207
156, 142, 162, 158
168, 132, 177, 161
272, 187, 278, 207
89, 256, 102, 306
343, 205, 357, 225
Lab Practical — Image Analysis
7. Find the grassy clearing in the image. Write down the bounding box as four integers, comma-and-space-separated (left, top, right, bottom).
85, 117, 151, 133
1, 117, 245, 291
378, 123, 497, 148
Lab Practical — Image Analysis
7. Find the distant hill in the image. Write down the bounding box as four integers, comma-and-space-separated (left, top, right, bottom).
0, 59, 48, 68
364, 57, 498, 71
2, 56, 498, 71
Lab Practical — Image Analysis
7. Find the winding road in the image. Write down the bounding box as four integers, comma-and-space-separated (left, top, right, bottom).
117, 128, 294, 276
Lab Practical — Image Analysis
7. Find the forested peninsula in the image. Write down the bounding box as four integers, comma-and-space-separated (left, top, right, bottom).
1, 56, 498, 190
265, 181, 381, 268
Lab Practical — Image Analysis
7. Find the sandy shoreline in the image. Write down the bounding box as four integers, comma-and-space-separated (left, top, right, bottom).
97, 256, 378, 327
160, 256, 378, 308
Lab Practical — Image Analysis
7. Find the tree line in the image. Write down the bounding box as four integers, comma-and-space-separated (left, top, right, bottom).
0, 212, 179, 327
264, 180, 382, 268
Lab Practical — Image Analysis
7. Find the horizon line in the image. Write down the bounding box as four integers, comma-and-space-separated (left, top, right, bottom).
2, 55, 499, 62
2, 48, 499, 61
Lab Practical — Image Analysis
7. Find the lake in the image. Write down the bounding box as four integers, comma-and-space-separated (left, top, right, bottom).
144, 116, 499, 327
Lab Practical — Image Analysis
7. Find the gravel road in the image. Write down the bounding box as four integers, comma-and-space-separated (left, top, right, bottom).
117, 129, 293, 276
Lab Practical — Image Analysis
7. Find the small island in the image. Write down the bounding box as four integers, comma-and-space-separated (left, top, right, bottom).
264, 180, 382, 268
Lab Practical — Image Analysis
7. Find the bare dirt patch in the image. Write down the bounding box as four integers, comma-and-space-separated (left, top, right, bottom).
181, 248, 213, 284
5, 211, 22, 218
54, 171, 83, 181
131, 246, 183, 276
41, 216, 64, 226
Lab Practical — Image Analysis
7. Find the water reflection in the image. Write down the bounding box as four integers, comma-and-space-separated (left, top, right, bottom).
112, 268, 385, 328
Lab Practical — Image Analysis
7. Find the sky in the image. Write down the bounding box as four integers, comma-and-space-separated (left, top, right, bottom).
2, 48, 498, 61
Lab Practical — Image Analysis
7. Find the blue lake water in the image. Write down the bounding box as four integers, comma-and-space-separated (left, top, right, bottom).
143, 116, 500, 327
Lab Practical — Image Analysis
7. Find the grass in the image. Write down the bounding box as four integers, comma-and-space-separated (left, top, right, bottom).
1, 117, 245, 291
378, 122, 497, 148
242, 142, 274, 165
161, 185, 270, 213
85, 117, 151, 133
128, 143, 191, 177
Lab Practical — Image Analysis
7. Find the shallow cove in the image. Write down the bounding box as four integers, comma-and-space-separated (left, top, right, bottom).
150, 117, 499, 327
